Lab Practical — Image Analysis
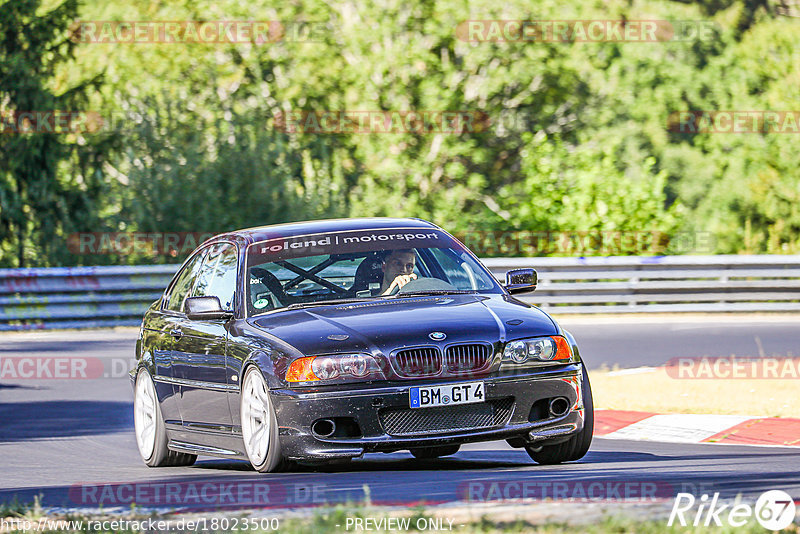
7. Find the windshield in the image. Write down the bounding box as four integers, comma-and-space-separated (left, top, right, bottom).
245, 227, 502, 315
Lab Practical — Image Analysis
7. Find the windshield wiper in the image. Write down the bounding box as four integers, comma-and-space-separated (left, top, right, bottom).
391, 290, 477, 297
287, 297, 377, 310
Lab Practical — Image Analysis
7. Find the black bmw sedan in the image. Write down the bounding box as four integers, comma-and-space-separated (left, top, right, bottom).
132, 218, 593, 472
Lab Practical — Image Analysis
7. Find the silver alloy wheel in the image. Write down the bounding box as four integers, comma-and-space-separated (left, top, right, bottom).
134, 370, 157, 460
241, 369, 271, 466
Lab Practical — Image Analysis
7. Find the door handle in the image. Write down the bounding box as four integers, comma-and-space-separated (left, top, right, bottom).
169, 328, 183, 340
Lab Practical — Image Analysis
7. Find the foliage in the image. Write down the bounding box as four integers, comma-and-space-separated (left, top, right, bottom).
0, 0, 116, 267
1, 0, 798, 266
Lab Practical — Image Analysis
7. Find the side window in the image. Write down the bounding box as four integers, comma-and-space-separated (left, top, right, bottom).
192, 243, 238, 311
165, 248, 209, 312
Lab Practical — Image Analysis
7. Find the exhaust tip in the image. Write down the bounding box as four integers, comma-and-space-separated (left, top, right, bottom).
312, 418, 336, 438
549, 397, 570, 417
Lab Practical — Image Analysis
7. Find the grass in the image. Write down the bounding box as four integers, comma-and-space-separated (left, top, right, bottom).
0, 494, 42, 518
277, 508, 797, 533
1, 505, 796, 533
591, 366, 800, 418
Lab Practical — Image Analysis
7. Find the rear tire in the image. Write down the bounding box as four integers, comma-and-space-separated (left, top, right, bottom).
241, 367, 287, 473
410, 444, 461, 459
526, 365, 594, 465
134, 368, 196, 467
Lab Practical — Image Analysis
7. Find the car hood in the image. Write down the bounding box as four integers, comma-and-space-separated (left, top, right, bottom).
248, 294, 558, 356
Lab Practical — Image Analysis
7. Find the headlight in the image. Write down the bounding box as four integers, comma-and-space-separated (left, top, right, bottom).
340, 354, 369, 377
286, 353, 385, 384
504, 340, 529, 363
502, 336, 572, 365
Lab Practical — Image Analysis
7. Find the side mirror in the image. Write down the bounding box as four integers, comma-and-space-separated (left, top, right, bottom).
185, 296, 234, 321
505, 268, 537, 294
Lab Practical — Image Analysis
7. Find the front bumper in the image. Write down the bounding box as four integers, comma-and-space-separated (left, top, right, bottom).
270, 363, 586, 461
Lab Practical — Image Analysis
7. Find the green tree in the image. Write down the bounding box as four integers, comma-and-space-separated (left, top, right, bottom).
5, 0, 798, 265
0, 0, 111, 267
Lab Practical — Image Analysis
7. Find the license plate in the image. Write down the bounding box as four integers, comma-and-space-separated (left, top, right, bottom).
409, 381, 485, 409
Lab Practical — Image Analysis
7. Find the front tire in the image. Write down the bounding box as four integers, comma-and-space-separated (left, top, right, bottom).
526, 365, 594, 465
241, 366, 286, 473
134, 368, 196, 467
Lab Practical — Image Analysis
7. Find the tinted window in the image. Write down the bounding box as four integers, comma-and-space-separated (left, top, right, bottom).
245, 228, 502, 315
192, 243, 238, 311
248, 255, 366, 313
165, 248, 209, 312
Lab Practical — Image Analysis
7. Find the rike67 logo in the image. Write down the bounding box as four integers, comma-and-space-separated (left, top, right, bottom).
669, 490, 796, 530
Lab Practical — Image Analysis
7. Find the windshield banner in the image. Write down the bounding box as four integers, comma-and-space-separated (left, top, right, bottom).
248, 228, 457, 263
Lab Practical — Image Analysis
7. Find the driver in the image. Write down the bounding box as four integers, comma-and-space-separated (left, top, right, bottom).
380, 249, 418, 295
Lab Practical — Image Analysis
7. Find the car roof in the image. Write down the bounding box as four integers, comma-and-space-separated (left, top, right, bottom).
207, 217, 440, 247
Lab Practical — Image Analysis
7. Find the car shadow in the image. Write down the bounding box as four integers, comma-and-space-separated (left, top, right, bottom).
0, 400, 132, 442
4, 460, 799, 511
188, 449, 612, 474
190, 455, 528, 473
0, 383, 36, 390
188, 446, 800, 475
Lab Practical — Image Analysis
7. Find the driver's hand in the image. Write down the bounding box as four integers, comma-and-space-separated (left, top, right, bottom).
383, 273, 417, 295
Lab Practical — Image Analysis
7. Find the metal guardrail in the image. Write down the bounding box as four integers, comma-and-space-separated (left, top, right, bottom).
0, 265, 177, 331
483, 255, 800, 314
1, 255, 799, 330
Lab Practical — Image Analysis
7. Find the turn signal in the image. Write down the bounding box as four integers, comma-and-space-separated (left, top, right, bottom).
551, 335, 573, 360
285, 356, 319, 382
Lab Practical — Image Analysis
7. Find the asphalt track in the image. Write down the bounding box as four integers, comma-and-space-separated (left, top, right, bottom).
1, 317, 799, 511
